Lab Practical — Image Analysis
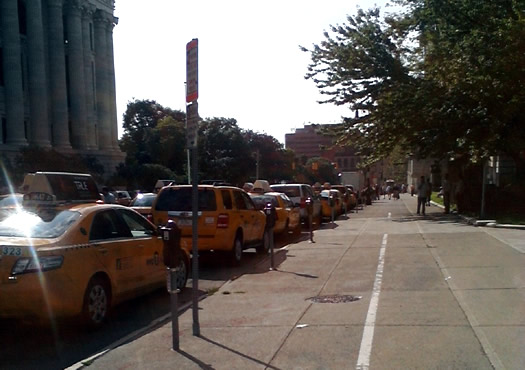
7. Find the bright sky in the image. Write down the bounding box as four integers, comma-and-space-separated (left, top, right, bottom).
113, 0, 391, 145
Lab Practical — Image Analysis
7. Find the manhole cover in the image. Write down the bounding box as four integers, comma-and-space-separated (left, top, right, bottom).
307, 294, 361, 303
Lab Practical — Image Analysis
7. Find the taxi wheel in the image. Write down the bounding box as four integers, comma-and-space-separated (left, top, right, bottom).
174, 256, 189, 290
230, 235, 243, 265
82, 276, 111, 327
256, 229, 270, 255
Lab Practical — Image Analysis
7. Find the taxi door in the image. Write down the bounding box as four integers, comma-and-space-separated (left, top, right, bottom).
115, 208, 164, 286
232, 190, 255, 243
89, 209, 146, 295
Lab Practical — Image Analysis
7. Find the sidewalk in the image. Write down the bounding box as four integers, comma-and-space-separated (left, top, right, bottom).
80, 195, 525, 370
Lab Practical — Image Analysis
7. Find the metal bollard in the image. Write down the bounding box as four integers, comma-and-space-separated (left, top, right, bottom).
167, 268, 180, 351
330, 195, 335, 224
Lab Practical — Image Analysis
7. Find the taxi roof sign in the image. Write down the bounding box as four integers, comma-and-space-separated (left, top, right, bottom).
22, 172, 101, 205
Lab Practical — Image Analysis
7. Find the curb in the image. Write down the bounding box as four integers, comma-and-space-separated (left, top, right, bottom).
429, 201, 525, 230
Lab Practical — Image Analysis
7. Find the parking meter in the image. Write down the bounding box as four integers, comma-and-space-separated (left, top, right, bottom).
264, 202, 276, 269
160, 220, 182, 350
305, 197, 314, 243
161, 220, 182, 270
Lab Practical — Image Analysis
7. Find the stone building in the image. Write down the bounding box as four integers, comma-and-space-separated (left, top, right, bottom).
0, 0, 124, 175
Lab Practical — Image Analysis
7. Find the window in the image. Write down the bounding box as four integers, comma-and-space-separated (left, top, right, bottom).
89, 210, 131, 241
155, 188, 217, 212
221, 190, 233, 210
117, 209, 155, 238
233, 191, 247, 210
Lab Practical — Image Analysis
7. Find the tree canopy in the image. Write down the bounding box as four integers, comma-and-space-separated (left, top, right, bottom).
302, 0, 525, 171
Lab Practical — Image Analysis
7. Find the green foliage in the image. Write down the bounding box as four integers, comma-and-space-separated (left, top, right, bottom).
115, 163, 179, 191
305, 157, 338, 184
303, 1, 525, 168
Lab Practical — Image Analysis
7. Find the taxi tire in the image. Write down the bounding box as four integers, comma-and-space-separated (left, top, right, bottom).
82, 276, 111, 327
175, 255, 189, 290
230, 235, 243, 266
256, 229, 270, 255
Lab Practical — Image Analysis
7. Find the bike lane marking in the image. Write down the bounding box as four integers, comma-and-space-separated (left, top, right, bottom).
356, 233, 388, 370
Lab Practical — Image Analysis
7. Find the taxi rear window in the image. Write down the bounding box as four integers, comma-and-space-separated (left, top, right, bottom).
131, 194, 156, 207
271, 186, 300, 198
155, 188, 217, 212
0, 210, 80, 238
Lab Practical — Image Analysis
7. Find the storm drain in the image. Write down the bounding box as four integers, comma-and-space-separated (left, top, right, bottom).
307, 294, 361, 303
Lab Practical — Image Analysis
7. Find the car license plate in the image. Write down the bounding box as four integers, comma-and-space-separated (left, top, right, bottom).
175, 218, 192, 226
1, 246, 24, 257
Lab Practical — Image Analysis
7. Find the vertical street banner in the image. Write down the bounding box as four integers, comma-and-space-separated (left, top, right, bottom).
186, 39, 199, 149
186, 39, 198, 103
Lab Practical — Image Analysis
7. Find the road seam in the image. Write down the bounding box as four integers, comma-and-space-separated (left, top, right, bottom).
356, 233, 387, 370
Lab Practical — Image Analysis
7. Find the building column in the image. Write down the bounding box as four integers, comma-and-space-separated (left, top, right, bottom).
106, 17, 119, 150
26, 0, 51, 147
65, 0, 87, 149
47, 0, 71, 149
93, 10, 111, 151
82, 4, 97, 150
0, 0, 27, 145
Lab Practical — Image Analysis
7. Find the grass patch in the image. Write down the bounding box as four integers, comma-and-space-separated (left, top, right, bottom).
495, 214, 525, 225
206, 287, 220, 296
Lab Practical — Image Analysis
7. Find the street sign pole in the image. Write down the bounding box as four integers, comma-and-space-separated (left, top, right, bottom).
186, 38, 200, 337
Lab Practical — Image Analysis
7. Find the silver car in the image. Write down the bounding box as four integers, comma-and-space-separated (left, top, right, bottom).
270, 183, 322, 226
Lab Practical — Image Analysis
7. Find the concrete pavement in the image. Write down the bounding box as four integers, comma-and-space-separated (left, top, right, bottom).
80, 195, 525, 370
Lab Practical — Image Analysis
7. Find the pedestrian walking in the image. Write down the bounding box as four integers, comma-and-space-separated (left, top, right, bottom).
442, 173, 451, 214
426, 178, 432, 206
416, 176, 428, 215
455, 175, 465, 214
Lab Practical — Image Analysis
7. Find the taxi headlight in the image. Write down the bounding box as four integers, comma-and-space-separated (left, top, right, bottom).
11, 256, 64, 275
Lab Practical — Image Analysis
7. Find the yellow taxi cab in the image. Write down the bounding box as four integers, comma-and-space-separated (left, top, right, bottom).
151, 185, 269, 265
0, 172, 189, 326
249, 192, 300, 235
331, 185, 356, 211
320, 189, 343, 220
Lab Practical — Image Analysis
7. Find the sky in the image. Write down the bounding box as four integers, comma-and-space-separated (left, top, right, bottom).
113, 0, 391, 145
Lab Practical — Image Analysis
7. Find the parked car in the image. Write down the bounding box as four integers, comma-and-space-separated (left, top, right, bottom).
130, 192, 157, 222
320, 189, 343, 220
331, 185, 356, 211
270, 183, 322, 227
151, 185, 269, 265
249, 192, 300, 235
115, 190, 132, 206
0, 172, 189, 327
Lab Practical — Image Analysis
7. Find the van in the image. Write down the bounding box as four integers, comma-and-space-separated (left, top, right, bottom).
154, 179, 176, 193
269, 183, 322, 226
151, 185, 269, 264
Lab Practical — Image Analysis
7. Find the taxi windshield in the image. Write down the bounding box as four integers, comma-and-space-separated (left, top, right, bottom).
0, 209, 80, 238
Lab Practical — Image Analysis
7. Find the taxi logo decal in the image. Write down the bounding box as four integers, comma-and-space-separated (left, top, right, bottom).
147, 252, 160, 266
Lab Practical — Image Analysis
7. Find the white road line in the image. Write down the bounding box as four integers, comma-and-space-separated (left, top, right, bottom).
356, 233, 388, 370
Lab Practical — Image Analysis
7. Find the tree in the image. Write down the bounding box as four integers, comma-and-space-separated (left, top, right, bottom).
302, 1, 525, 174
243, 130, 295, 182
197, 118, 252, 185
120, 99, 186, 168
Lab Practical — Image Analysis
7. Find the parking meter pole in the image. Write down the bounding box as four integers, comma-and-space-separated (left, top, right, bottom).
191, 147, 200, 337
269, 228, 275, 270
265, 202, 276, 271
330, 196, 335, 224
169, 268, 180, 351
306, 198, 314, 243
